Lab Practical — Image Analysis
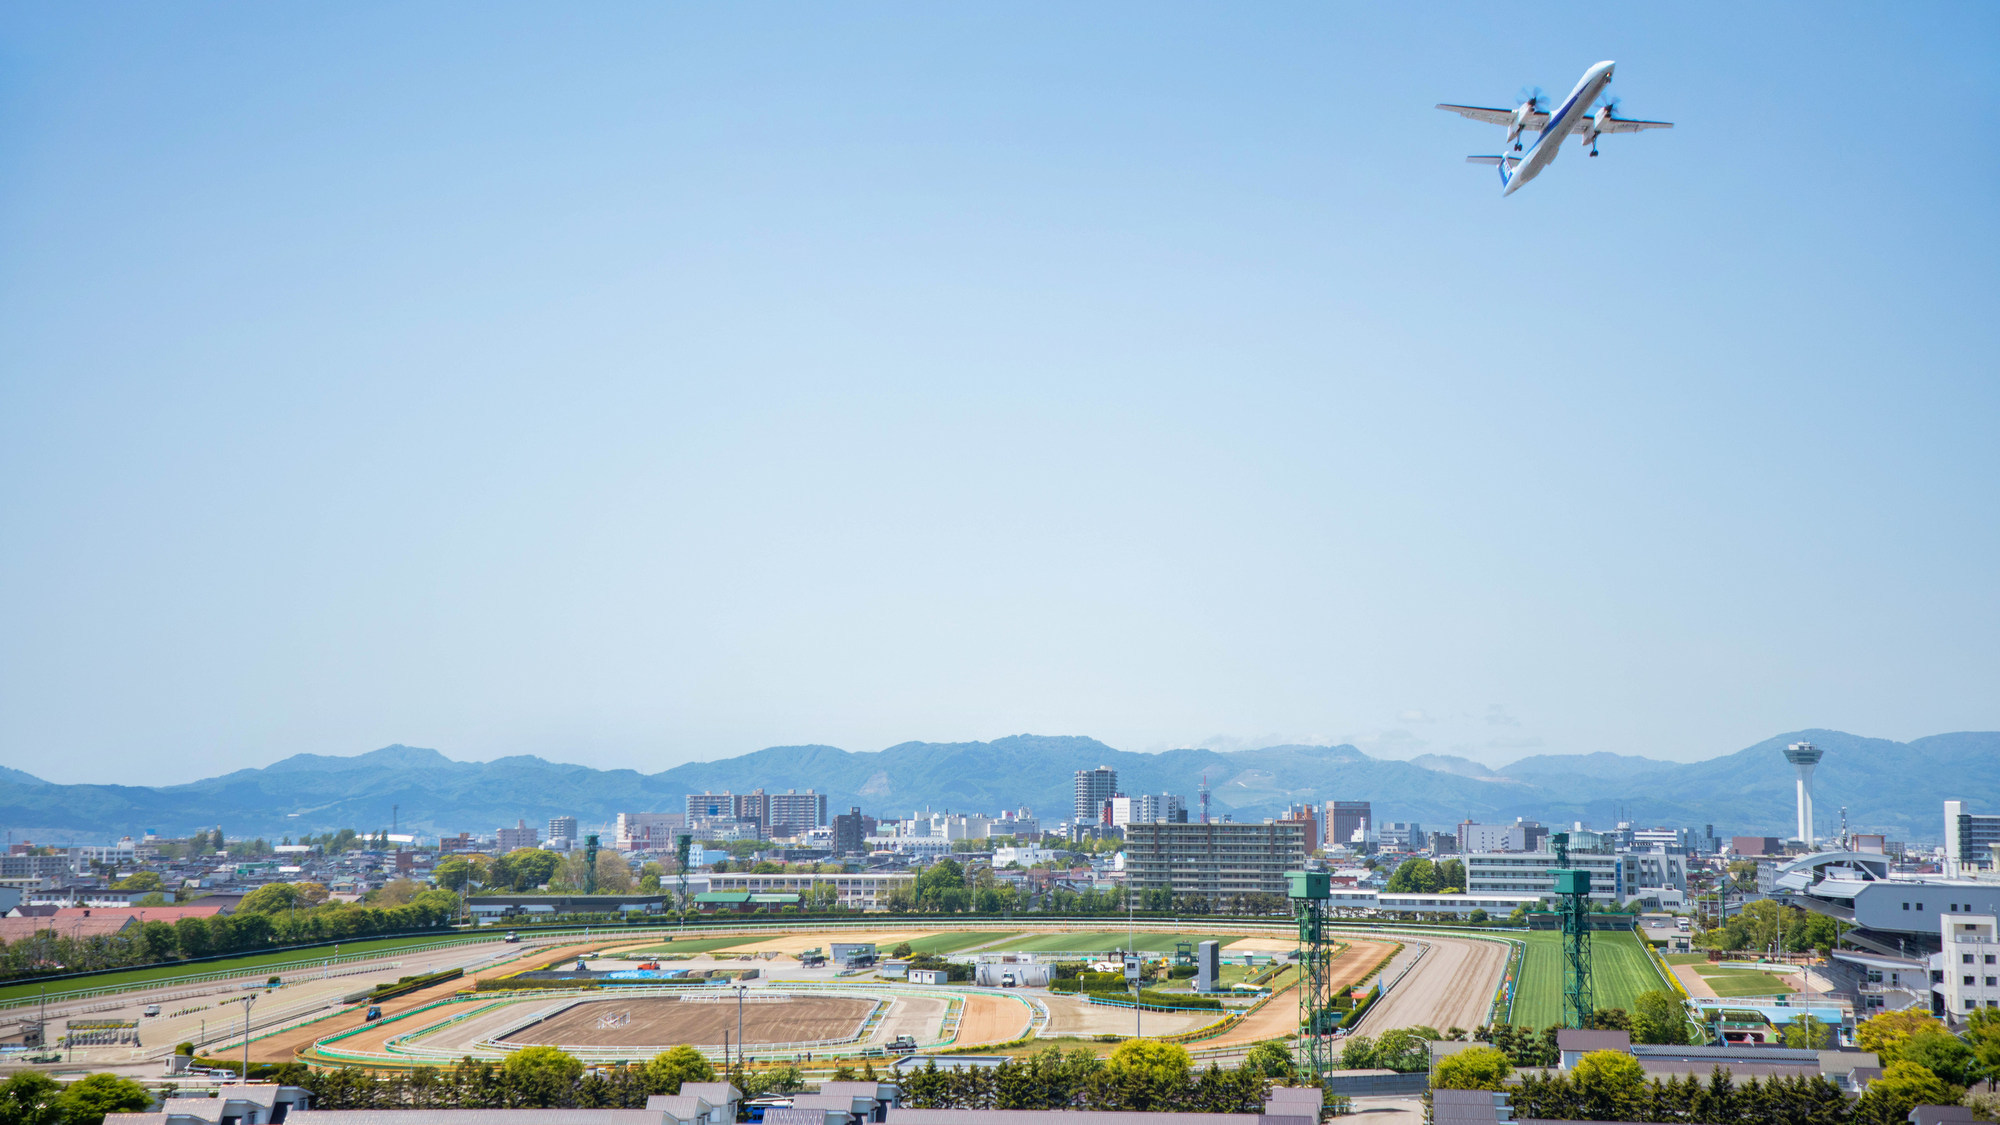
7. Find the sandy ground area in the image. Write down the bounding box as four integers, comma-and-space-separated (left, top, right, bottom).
951, 993, 1034, 1046
707, 931, 942, 957
1353, 938, 1508, 1036
1223, 937, 1297, 953
1041, 994, 1210, 1038
1672, 964, 1719, 999
1198, 938, 1398, 1050
500, 994, 873, 1048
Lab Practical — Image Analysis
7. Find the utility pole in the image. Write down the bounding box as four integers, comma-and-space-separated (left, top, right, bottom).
236, 993, 257, 1083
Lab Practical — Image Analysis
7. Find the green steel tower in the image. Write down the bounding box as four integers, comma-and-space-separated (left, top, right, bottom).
1549, 833, 1594, 1029
674, 833, 694, 912
1287, 870, 1334, 1085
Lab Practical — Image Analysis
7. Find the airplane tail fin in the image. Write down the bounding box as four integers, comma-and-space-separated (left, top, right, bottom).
1466, 154, 1518, 187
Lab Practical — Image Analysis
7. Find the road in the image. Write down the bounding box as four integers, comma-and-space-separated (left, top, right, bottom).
1352, 936, 1508, 1036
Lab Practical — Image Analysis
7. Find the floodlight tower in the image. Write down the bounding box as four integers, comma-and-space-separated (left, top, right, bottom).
583, 833, 600, 895
1784, 741, 1823, 848
1549, 833, 1593, 1030
1287, 870, 1334, 1086
674, 833, 694, 914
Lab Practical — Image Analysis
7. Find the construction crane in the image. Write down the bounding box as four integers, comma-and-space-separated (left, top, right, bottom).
1287, 870, 1334, 1086
1549, 832, 1594, 1029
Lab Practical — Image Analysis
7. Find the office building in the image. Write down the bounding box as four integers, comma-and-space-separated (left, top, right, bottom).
1124, 820, 1309, 905
496, 819, 539, 851
1325, 801, 1371, 848
615, 812, 686, 851
1940, 913, 2000, 1016
832, 807, 867, 856
1630, 827, 1691, 853
766, 790, 829, 836
1108, 793, 1186, 827
1463, 849, 1624, 907
1377, 822, 1424, 851
547, 817, 578, 846
1947, 800, 2000, 874
686, 791, 773, 833
1458, 820, 1549, 855
1074, 766, 1118, 826
1279, 805, 1320, 854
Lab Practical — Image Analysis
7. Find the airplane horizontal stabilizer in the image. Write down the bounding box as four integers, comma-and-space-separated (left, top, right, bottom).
1465, 155, 1520, 166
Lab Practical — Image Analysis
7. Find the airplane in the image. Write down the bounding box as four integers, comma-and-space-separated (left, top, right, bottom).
1437, 60, 1672, 195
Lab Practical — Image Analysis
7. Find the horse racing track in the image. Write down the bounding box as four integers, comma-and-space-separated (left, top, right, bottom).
498, 994, 875, 1049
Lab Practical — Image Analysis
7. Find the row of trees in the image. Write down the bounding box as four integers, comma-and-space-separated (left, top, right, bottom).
899, 1041, 1271, 1113
0, 886, 460, 980
1696, 898, 1842, 955
1384, 857, 1468, 894
0, 1072, 151, 1125
1428, 1007, 2000, 1123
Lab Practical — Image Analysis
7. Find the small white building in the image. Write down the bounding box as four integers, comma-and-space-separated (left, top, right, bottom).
1939, 911, 2000, 1018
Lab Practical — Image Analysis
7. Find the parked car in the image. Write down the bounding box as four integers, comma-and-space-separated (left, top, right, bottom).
504, 931, 520, 943
143, 1004, 161, 1018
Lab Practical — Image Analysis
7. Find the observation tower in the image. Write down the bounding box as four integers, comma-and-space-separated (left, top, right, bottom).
1784, 741, 1824, 848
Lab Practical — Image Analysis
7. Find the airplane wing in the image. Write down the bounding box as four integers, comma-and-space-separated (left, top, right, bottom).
1436, 104, 1548, 129
1572, 115, 1674, 134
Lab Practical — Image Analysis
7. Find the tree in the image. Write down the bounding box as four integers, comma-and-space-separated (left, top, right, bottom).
56, 1073, 151, 1125
110, 871, 162, 893
1858, 1009, 1949, 1063
1433, 1047, 1511, 1091
1436, 859, 1466, 894
891, 942, 914, 959
1570, 1050, 1646, 1121
1901, 1029, 1978, 1087
1373, 1026, 1441, 1072
1384, 859, 1441, 894
1105, 1039, 1192, 1085
494, 848, 560, 891
1467, 908, 1488, 924
1854, 1060, 1958, 1125
1339, 1036, 1376, 1069
1782, 1014, 1834, 1050
238, 882, 305, 914
1632, 990, 1690, 1046
1507, 906, 1529, 925
1965, 1006, 2000, 1084
0, 1072, 63, 1125
369, 879, 425, 908
433, 857, 482, 893
502, 1046, 584, 1105
1242, 1040, 1292, 1078
643, 1045, 715, 1094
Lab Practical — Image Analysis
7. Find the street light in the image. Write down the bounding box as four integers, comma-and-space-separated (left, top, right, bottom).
235, 993, 257, 1084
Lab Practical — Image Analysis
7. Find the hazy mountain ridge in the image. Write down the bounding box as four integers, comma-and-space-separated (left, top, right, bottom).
1, 730, 1992, 843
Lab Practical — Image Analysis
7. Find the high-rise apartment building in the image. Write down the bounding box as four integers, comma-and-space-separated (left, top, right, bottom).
547, 817, 578, 844
685, 790, 772, 831
832, 806, 867, 856
1074, 766, 1118, 826
496, 819, 539, 851
767, 790, 829, 836
1125, 820, 1309, 904
1325, 801, 1371, 848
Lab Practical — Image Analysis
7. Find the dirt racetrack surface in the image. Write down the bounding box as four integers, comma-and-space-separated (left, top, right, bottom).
951, 993, 1033, 1046
1353, 937, 1507, 1035
1200, 938, 1398, 1049
500, 995, 874, 1048
257, 940, 621, 1063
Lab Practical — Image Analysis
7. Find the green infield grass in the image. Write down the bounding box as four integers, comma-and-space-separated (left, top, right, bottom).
1510, 930, 1673, 1030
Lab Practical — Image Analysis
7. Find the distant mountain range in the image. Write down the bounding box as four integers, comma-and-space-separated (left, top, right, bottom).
2, 730, 1992, 845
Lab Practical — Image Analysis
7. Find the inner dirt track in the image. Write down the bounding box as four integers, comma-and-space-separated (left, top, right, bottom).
499, 994, 875, 1048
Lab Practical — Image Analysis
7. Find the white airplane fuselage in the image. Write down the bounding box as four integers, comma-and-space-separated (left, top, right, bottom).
1502, 60, 1615, 196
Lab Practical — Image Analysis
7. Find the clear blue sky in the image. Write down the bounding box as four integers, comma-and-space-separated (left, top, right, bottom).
3, 5, 1996, 784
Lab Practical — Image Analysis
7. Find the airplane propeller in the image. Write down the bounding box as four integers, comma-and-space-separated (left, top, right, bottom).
1518, 86, 1547, 111
1595, 94, 1622, 117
